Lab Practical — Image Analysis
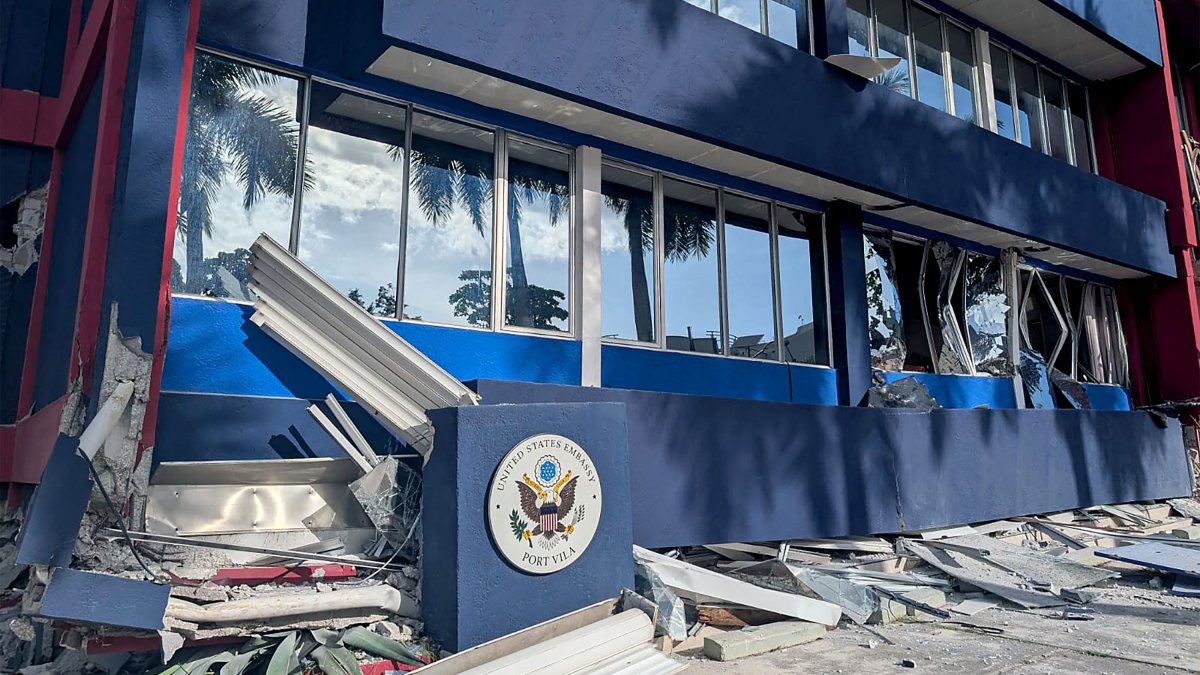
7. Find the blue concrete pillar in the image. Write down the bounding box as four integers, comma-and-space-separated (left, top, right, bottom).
825, 200, 870, 405
423, 402, 633, 652
812, 0, 849, 59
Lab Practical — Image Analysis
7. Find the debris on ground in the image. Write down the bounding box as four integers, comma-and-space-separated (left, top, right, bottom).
619, 499, 1200, 667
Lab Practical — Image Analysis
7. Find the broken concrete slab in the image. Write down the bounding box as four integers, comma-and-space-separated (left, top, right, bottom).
938, 534, 1118, 589
902, 541, 1064, 608
702, 621, 825, 661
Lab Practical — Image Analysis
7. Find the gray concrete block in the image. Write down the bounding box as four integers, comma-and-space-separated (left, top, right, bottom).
702, 621, 825, 661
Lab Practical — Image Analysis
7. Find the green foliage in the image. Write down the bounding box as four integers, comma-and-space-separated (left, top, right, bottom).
510, 508, 529, 541
449, 270, 568, 330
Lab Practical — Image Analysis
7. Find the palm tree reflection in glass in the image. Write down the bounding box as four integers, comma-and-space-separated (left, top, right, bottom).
175, 55, 306, 297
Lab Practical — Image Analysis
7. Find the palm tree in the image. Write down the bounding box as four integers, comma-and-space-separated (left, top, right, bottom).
176, 54, 308, 295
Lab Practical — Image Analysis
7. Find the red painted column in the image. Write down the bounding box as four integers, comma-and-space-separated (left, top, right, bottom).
70, 0, 138, 394
1099, 0, 1200, 405
137, 0, 202, 455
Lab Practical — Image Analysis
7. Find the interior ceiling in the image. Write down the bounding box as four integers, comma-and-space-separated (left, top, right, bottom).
940, 0, 1145, 81
369, 47, 1146, 279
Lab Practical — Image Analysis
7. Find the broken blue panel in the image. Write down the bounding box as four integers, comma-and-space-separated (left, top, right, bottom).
1095, 543, 1200, 577
15, 434, 91, 567
38, 568, 170, 631
1172, 576, 1200, 598
1019, 351, 1055, 409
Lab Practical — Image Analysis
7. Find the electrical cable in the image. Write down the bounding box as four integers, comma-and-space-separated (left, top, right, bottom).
79, 450, 169, 584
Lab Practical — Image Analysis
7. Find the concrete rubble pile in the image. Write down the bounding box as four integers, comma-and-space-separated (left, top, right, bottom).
622, 498, 1200, 664
0, 234, 466, 673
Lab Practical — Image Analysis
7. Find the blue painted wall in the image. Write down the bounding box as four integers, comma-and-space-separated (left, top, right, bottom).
163, 297, 582, 399
879, 372, 1019, 409
0, 0, 69, 96
379, 0, 1171, 277
153, 391, 402, 466
1082, 383, 1132, 411
601, 344, 837, 405
1042, 0, 1162, 66
470, 379, 1192, 547
31, 75, 102, 413
424, 403, 633, 651
198, 0, 309, 67
0, 145, 52, 423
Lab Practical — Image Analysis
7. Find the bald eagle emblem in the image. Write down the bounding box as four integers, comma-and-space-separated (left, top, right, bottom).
509, 456, 582, 548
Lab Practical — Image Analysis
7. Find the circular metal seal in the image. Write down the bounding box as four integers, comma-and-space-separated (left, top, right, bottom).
486, 433, 603, 574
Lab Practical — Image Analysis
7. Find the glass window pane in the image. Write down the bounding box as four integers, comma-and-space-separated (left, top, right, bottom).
663, 178, 720, 353
1067, 82, 1094, 172
768, 0, 810, 51
989, 44, 1017, 141
174, 53, 302, 300
777, 205, 820, 364
684, 0, 712, 9
505, 139, 571, 332
947, 24, 976, 123
847, 0, 872, 58
910, 5, 946, 112
600, 164, 656, 342
404, 113, 495, 328
874, 0, 911, 96
718, 0, 764, 32
298, 86, 406, 317
1014, 56, 1046, 152
1040, 70, 1070, 162
724, 195, 774, 360
864, 233, 905, 370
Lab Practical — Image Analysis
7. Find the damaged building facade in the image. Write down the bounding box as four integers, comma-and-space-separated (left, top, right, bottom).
0, 0, 1199, 667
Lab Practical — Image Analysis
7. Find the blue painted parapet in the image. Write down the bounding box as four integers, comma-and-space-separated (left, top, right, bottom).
468, 379, 1193, 548
423, 403, 633, 652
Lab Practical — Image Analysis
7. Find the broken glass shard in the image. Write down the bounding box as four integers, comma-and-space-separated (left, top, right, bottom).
864, 234, 906, 370
931, 242, 971, 375
1019, 350, 1055, 409
865, 375, 941, 412
1049, 367, 1091, 410
964, 255, 1010, 375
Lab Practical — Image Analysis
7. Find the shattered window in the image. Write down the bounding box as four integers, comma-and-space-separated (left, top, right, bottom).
298, 85, 406, 318
402, 113, 495, 328
964, 254, 1009, 375
864, 233, 905, 370
1017, 267, 1128, 403
868, 232, 1009, 376
174, 53, 302, 300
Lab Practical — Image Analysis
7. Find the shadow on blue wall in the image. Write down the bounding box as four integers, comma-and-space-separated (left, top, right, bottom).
469, 379, 1190, 547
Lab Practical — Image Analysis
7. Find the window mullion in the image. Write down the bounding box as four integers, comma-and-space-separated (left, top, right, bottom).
653, 172, 666, 349
492, 129, 509, 331
717, 189, 730, 356
940, 15, 954, 115
769, 203, 785, 363
396, 104, 414, 321
288, 77, 312, 255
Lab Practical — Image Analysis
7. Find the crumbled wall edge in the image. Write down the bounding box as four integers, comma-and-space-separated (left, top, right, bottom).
0, 186, 48, 276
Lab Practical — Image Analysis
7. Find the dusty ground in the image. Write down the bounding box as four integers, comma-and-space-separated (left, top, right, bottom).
676, 579, 1200, 674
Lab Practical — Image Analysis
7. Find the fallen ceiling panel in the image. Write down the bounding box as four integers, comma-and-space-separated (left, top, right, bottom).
247, 234, 479, 457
